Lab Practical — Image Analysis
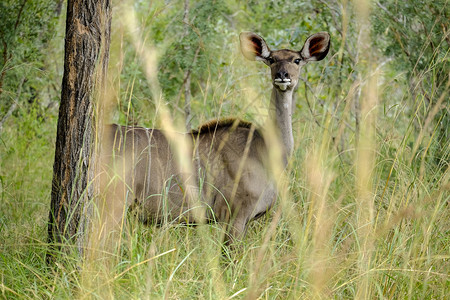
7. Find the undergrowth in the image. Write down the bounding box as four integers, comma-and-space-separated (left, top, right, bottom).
0, 1, 448, 299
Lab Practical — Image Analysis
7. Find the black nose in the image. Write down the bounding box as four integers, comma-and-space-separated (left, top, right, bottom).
276, 71, 289, 80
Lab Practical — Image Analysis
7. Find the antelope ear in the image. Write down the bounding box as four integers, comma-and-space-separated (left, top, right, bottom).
239, 32, 271, 62
300, 32, 330, 62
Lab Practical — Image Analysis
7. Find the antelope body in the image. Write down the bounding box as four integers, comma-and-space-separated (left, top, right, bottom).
103, 31, 330, 245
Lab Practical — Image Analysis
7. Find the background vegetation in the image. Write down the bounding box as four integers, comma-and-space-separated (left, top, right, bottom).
1, 0, 448, 298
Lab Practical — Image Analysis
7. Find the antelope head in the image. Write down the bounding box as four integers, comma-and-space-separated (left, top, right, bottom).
239, 32, 330, 92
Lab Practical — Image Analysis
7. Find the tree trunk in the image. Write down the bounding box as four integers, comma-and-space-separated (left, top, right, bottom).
47, 0, 111, 263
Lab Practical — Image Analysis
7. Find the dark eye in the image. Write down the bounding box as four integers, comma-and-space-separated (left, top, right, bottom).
267, 57, 275, 64
294, 58, 301, 65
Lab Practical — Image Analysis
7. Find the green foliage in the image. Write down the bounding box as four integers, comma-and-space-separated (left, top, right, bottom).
157, 0, 229, 97
372, 0, 449, 168
0, 0, 59, 113
373, 1, 448, 76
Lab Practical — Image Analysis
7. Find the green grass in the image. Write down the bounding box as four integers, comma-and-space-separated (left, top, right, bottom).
1, 88, 448, 299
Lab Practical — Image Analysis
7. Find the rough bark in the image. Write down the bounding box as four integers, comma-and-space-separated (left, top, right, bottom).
47, 0, 111, 263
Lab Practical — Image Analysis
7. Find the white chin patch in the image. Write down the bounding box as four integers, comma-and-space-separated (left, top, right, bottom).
274, 79, 291, 91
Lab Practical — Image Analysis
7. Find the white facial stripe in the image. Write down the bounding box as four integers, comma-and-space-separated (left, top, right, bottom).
274, 81, 291, 91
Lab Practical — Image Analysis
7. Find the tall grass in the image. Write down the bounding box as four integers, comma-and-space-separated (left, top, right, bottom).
1, 0, 448, 299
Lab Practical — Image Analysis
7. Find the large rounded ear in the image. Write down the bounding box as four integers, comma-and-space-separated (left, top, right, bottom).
300, 32, 330, 62
239, 32, 271, 62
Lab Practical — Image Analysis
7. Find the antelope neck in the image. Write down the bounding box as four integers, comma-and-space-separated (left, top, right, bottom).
269, 86, 294, 166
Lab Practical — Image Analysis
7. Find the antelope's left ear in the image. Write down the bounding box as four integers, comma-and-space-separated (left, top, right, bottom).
300, 32, 330, 62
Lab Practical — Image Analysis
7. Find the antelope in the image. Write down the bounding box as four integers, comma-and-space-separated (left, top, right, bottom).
102, 31, 330, 247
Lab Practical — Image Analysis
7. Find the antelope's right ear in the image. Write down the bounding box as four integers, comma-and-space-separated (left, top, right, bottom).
240, 32, 271, 62
300, 32, 330, 62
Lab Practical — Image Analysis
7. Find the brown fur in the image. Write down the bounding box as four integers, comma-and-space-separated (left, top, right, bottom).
191, 118, 255, 134
103, 120, 274, 245
101, 31, 330, 248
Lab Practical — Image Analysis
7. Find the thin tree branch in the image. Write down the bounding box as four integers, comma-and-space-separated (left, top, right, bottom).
14, 0, 29, 30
